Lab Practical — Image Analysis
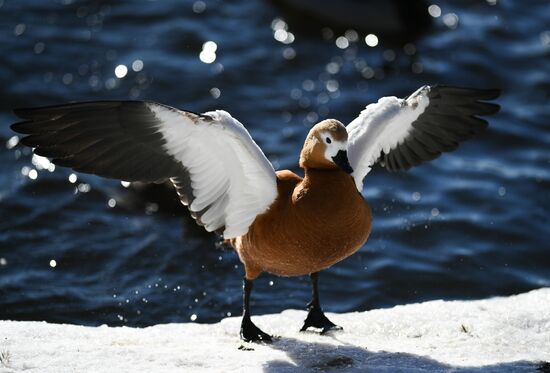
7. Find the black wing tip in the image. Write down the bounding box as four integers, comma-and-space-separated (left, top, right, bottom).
10, 120, 30, 133
473, 88, 501, 102
432, 85, 502, 101
429, 85, 501, 116
479, 102, 501, 115
13, 107, 39, 119
381, 85, 500, 172
12, 100, 156, 118
19, 135, 39, 147
481, 88, 501, 100
11, 101, 160, 135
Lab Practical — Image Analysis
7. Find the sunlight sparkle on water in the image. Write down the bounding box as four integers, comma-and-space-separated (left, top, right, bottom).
272, 18, 294, 45
344, 29, 359, 42
77, 183, 91, 193
404, 43, 417, 55
210, 87, 221, 99
443, 13, 459, 29
199, 52, 215, 63
428, 5, 441, 18
132, 60, 143, 72
14, 24, 26, 36
114, 64, 128, 78
300, 83, 312, 96
199, 41, 217, 64
335, 36, 349, 49
34, 42, 45, 54
105, 77, 117, 90
282, 47, 296, 60
271, 18, 287, 31
32, 154, 54, 172
326, 80, 339, 93
6, 135, 19, 149
326, 62, 339, 74
203, 41, 217, 53
274, 29, 294, 44
192, 1, 206, 13
365, 34, 379, 47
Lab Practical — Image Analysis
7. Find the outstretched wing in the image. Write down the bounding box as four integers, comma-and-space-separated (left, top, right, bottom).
11, 101, 277, 238
346, 85, 500, 190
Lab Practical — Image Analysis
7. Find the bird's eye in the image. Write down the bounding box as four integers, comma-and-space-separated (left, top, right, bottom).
326, 137, 332, 144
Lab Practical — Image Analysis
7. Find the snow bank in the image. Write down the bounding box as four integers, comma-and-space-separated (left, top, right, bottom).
1, 288, 549, 372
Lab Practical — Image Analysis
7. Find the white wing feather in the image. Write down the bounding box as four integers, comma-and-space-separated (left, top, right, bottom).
148, 105, 277, 239
347, 86, 430, 190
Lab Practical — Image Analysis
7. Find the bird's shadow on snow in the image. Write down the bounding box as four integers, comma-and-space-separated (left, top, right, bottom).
262, 334, 538, 372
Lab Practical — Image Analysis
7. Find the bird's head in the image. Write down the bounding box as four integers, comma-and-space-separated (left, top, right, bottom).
299, 119, 353, 174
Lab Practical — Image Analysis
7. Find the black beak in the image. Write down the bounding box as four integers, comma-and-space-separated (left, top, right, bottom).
332, 150, 353, 174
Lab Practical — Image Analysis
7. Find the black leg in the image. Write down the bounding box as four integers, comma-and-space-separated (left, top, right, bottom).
300, 272, 342, 333
240, 278, 272, 343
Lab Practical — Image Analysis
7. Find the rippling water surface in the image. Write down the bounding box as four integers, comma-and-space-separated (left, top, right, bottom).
0, 0, 549, 326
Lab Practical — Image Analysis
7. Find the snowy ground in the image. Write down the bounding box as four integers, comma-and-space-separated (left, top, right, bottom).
1, 288, 549, 373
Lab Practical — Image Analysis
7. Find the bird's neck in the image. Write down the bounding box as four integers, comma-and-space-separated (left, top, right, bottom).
301, 167, 354, 192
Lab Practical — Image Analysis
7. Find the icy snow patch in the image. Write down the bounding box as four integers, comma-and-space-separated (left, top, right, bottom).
0, 288, 548, 372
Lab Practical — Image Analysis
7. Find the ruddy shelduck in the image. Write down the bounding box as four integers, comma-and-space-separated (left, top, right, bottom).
11, 85, 500, 342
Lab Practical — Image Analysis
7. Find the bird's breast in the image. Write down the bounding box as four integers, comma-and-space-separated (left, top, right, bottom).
236, 169, 372, 277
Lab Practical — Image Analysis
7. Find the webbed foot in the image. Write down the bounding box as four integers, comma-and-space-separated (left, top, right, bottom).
240, 316, 272, 343
300, 302, 343, 334
300, 272, 343, 334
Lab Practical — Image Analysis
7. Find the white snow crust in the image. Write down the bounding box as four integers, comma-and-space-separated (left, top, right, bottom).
1, 288, 548, 372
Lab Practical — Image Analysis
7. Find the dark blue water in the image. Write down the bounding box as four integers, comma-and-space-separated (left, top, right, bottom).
0, 0, 549, 327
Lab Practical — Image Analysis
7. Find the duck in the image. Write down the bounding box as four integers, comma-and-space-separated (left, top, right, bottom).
11, 84, 500, 342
